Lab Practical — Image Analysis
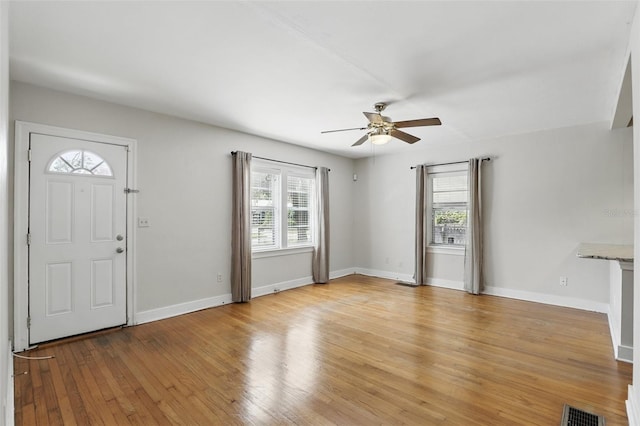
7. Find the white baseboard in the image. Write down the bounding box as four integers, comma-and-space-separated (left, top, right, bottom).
330, 268, 356, 280
618, 345, 634, 363
136, 269, 353, 325
606, 309, 633, 363
354, 268, 466, 291
135, 294, 233, 325
628, 385, 640, 426
253, 276, 313, 298
6, 340, 13, 426
607, 307, 621, 359
483, 285, 609, 314
354, 268, 415, 284
426, 277, 464, 291
354, 268, 609, 313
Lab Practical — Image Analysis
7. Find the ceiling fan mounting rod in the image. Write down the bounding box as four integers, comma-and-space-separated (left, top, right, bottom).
374, 102, 387, 113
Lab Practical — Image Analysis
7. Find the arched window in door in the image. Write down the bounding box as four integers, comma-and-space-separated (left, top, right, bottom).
47, 150, 113, 177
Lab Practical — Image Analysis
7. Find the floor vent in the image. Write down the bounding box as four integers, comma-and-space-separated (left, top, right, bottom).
560, 404, 605, 426
394, 282, 418, 287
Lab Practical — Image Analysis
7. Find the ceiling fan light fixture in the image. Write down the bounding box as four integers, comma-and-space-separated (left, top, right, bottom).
369, 130, 392, 145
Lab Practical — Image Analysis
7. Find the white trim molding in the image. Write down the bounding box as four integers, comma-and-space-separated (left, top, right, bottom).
13, 121, 138, 352
353, 268, 609, 313
137, 269, 354, 325
354, 267, 465, 290
608, 307, 634, 363
329, 268, 355, 280
253, 276, 313, 298
135, 294, 233, 325
354, 268, 416, 284
483, 285, 609, 314
5, 341, 13, 426
628, 385, 640, 426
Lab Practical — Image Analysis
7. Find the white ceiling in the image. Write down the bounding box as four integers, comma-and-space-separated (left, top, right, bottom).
8, 1, 638, 159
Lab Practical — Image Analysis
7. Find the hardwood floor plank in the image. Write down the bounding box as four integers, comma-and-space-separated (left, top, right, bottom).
14, 275, 633, 425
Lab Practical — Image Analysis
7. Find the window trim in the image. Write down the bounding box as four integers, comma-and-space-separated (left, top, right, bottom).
426, 163, 468, 254
251, 159, 316, 255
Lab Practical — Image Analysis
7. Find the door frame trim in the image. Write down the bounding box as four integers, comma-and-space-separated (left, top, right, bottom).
13, 121, 138, 352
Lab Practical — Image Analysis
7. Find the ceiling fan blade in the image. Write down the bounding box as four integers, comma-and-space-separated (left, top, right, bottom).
363, 112, 385, 124
393, 118, 441, 128
321, 127, 367, 134
390, 129, 420, 144
351, 134, 369, 146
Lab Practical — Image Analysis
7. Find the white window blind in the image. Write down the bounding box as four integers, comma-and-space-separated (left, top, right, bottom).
251, 170, 280, 250
250, 161, 315, 252
287, 175, 312, 246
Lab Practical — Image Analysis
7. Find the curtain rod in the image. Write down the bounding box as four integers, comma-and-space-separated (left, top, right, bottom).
410, 157, 491, 170
231, 151, 330, 171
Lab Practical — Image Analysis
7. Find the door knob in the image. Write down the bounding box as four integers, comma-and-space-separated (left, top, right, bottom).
116, 234, 124, 241
116, 247, 124, 254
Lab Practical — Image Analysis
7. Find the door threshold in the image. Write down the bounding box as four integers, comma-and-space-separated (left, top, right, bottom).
30, 325, 126, 350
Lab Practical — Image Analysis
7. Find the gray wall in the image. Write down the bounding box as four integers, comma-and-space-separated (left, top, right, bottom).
630, 0, 640, 408
1, 2, 9, 424
354, 122, 633, 307
10, 81, 356, 316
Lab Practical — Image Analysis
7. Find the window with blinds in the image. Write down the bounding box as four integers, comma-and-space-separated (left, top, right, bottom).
251, 170, 280, 249
250, 162, 315, 251
429, 171, 468, 246
287, 175, 313, 246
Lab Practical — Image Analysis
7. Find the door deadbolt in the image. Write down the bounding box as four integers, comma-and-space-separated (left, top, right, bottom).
116, 234, 124, 241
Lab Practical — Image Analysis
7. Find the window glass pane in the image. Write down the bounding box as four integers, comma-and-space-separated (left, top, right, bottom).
287, 176, 312, 246
72, 169, 92, 175
92, 162, 113, 176
250, 163, 315, 252
60, 150, 83, 169
48, 150, 113, 177
432, 206, 467, 245
49, 157, 73, 173
251, 172, 275, 207
251, 208, 277, 248
251, 170, 280, 249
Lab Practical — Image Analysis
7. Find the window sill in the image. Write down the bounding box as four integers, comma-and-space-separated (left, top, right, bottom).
252, 245, 314, 259
427, 245, 465, 256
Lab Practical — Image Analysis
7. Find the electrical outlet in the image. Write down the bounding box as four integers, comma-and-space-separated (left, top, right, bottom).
137, 217, 150, 227
217, 273, 222, 282
560, 276, 568, 286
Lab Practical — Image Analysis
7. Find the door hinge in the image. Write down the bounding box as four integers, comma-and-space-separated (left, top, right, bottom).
27, 317, 31, 329
26, 233, 31, 246
124, 188, 140, 194
27, 149, 32, 162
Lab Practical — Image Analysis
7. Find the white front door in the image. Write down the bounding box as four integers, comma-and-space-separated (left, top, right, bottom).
29, 133, 128, 344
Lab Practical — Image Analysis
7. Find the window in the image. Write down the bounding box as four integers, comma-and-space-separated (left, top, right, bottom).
251, 161, 315, 252
47, 150, 113, 177
429, 168, 468, 247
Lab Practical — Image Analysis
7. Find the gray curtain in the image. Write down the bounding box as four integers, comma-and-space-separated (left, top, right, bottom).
464, 158, 483, 294
312, 167, 330, 283
414, 164, 428, 285
231, 151, 252, 302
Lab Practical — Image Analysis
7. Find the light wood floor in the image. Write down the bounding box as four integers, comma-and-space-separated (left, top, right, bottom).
14, 275, 632, 425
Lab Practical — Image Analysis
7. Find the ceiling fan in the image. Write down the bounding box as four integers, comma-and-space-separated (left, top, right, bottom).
321, 102, 441, 146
